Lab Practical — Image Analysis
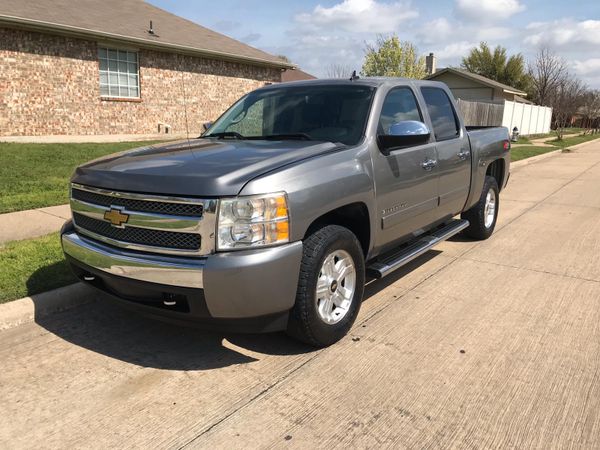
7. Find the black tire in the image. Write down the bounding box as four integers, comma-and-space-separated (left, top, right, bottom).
461, 175, 499, 240
287, 225, 365, 347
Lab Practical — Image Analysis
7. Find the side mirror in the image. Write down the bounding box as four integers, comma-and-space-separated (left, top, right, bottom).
202, 121, 213, 132
378, 120, 431, 155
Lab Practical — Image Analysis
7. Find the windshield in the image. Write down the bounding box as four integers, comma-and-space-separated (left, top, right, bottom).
204, 84, 375, 145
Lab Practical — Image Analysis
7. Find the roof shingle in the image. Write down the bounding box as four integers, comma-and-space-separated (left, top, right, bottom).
0, 0, 292, 68
426, 67, 527, 96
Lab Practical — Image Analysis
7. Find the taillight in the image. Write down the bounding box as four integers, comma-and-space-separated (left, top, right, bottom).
503, 140, 510, 151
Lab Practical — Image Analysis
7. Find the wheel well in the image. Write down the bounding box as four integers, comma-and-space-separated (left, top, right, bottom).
304, 203, 370, 256
487, 159, 505, 191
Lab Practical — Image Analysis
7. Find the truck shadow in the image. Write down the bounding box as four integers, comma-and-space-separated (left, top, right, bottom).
30, 250, 443, 371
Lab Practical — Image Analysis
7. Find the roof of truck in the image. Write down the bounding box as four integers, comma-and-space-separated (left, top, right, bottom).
261, 77, 447, 90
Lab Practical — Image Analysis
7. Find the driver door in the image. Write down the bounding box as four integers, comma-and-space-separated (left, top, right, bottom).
372, 86, 439, 252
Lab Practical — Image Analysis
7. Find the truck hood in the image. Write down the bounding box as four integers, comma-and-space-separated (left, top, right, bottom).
72, 138, 343, 197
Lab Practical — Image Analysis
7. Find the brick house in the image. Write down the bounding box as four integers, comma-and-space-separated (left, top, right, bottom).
0, 0, 294, 137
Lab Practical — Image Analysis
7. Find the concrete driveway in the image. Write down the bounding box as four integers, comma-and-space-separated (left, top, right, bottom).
2, 143, 600, 449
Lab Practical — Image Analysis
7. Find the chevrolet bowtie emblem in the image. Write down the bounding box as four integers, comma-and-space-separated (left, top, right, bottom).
104, 207, 129, 227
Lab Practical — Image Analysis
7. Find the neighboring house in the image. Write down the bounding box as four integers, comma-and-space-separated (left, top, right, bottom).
281, 68, 316, 83
425, 63, 551, 135
0, 0, 293, 137
426, 67, 530, 104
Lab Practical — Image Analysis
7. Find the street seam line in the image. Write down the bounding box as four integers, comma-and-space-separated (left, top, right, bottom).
460, 256, 600, 285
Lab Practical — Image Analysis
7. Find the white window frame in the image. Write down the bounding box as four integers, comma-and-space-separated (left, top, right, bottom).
98, 47, 140, 99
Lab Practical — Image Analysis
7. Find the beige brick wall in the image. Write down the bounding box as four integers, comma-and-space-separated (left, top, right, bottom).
0, 28, 281, 136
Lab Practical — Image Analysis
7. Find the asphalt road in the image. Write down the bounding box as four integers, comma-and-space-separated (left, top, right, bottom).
2, 142, 600, 449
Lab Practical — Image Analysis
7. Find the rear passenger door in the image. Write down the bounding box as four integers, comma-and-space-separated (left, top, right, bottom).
372, 86, 439, 252
420, 87, 471, 219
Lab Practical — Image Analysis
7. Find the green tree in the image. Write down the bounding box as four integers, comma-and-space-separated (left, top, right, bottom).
361, 35, 427, 79
461, 42, 532, 93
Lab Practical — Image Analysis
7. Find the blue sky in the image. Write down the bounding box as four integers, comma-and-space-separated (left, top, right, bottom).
148, 0, 600, 87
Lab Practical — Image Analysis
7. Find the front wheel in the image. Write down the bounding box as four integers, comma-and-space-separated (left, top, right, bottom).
461, 175, 499, 240
287, 225, 365, 347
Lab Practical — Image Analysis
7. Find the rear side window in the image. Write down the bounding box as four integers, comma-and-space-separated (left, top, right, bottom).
420, 87, 460, 141
378, 87, 422, 134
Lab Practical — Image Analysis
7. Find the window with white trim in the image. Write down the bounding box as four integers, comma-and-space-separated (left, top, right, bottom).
98, 47, 140, 98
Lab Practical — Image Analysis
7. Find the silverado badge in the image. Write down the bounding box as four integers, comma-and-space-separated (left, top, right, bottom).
104, 207, 129, 227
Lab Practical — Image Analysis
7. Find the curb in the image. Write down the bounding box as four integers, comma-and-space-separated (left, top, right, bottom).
0, 282, 101, 331
565, 136, 600, 150
512, 149, 563, 168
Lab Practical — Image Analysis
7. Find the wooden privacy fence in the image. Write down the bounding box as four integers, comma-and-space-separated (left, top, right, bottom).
456, 99, 504, 127
456, 99, 552, 135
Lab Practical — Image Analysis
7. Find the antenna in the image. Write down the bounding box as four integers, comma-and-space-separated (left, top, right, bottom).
179, 56, 191, 148
349, 70, 359, 81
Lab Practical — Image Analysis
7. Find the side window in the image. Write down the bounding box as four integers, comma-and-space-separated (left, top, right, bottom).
378, 87, 422, 135
420, 87, 460, 141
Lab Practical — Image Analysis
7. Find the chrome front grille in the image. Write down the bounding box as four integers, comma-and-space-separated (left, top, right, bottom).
72, 213, 202, 250
71, 188, 204, 216
70, 183, 216, 256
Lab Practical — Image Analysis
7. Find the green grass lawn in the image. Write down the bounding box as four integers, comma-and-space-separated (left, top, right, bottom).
0, 141, 163, 214
510, 145, 560, 162
525, 128, 584, 141
547, 133, 600, 148
0, 233, 76, 303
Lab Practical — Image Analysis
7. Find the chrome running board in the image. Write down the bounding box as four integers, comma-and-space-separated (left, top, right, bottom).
367, 219, 469, 278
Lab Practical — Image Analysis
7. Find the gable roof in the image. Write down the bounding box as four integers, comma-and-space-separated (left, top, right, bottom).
426, 67, 527, 96
281, 68, 317, 82
0, 0, 293, 69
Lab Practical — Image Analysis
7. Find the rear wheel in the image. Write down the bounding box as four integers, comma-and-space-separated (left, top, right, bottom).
461, 175, 499, 240
287, 225, 365, 347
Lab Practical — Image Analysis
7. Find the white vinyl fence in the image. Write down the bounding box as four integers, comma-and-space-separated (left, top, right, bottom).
456, 99, 552, 136
501, 101, 552, 136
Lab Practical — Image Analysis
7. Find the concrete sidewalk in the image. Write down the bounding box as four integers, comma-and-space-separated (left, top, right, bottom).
0, 204, 70, 244
1, 140, 600, 448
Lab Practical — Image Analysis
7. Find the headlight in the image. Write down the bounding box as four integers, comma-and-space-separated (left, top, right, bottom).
217, 192, 289, 250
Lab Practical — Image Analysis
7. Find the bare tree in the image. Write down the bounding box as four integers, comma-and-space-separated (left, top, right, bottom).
528, 47, 568, 106
579, 90, 600, 133
548, 73, 587, 140
326, 63, 353, 78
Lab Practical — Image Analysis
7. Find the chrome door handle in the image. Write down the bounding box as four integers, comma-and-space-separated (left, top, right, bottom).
457, 150, 470, 160
421, 159, 437, 171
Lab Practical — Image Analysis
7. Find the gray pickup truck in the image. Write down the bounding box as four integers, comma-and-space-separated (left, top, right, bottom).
61, 77, 510, 346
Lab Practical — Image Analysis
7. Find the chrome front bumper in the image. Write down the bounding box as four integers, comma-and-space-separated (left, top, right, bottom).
62, 231, 205, 289
62, 218, 304, 320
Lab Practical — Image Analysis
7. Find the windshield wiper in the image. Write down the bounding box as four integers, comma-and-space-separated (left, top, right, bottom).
202, 131, 245, 140
248, 133, 313, 141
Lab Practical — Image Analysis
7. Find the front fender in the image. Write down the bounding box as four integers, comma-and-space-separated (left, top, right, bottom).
239, 144, 377, 251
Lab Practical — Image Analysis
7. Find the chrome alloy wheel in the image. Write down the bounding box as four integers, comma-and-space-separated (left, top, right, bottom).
315, 249, 356, 325
484, 188, 497, 228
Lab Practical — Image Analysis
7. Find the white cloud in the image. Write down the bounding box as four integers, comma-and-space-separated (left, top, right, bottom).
418, 18, 453, 44
572, 59, 600, 88
268, 33, 366, 78
431, 41, 479, 60
525, 19, 600, 48
573, 58, 600, 76
295, 0, 418, 33
455, 0, 525, 21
